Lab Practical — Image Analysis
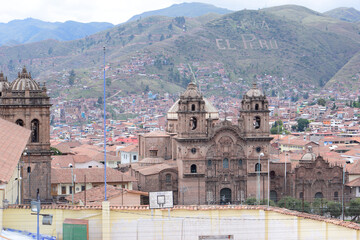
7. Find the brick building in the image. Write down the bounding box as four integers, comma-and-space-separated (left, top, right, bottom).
135, 82, 272, 204
0, 67, 52, 202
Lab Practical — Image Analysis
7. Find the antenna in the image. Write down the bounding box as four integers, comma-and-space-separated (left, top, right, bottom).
103, 46, 107, 201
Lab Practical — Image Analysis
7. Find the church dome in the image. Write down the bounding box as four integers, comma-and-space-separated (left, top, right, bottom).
10, 66, 40, 91
301, 146, 316, 161
181, 82, 202, 98
245, 83, 265, 98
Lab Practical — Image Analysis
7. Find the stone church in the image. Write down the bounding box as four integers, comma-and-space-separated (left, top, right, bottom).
0, 67, 52, 202
135, 82, 272, 205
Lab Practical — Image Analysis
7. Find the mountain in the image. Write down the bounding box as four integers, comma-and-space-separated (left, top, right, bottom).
0, 18, 114, 46
127, 2, 233, 22
1, 5, 360, 99
324, 7, 360, 22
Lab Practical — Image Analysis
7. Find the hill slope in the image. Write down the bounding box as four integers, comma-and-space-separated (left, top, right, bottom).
127, 2, 233, 22
1, 5, 360, 99
324, 7, 360, 22
0, 18, 114, 46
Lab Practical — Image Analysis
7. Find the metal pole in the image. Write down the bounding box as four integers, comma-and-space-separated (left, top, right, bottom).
37, 208, 39, 240
342, 163, 345, 220
257, 153, 264, 203
257, 155, 260, 202
103, 46, 107, 201
37, 192, 40, 240
268, 157, 270, 206
71, 167, 74, 205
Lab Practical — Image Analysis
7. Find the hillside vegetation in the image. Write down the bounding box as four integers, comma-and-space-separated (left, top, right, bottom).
0, 5, 360, 98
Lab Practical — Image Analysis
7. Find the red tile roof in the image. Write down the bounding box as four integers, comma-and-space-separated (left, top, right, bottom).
0, 118, 31, 183
51, 167, 136, 184
65, 184, 148, 204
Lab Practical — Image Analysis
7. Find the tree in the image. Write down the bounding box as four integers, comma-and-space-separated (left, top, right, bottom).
297, 118, 309, 132
327, 201, 341, 218
97, 96, 103, 105
278, 196, 310, 213
346, 198, 360, 221
245, 198, 257, 205
270, 120, 284, 134
68, 70, 76, 86
168, 23, 173, 30
303, 92, 309, 99
317, 98, 326, 106
312, 198, 328, 215
106, 78, 112, 87
160, 34, 165, 41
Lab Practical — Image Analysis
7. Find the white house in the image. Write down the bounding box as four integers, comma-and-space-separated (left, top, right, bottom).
120, 144, 138, 164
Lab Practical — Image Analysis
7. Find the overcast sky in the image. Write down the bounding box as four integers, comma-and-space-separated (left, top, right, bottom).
1, 0, 359, 24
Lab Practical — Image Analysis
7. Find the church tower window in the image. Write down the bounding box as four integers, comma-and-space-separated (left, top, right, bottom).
255, 104, 259, 110
253, 116, 261, 129
190, 117, 197, 130
191, 104, 195, 111
255, 163, 261, 172
16, 119, 24, 126
223, 158, 229, 169
191, 164, 197, 173
31, 119, 39, 142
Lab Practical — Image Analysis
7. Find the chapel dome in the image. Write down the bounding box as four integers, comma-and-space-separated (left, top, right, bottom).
245, 83, 265, 98
301, 146, 316, 161
10, 66, 40, 91
181, 82, 202, 98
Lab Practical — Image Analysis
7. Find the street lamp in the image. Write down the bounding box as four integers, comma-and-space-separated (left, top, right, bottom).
31, 199, 40, 240
257, 152, 264, 203
69, 163, 74, 205
342, 159, 353, 220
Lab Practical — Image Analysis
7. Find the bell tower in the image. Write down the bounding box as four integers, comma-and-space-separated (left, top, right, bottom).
0, 67, 52, 202
177, 82, 207, 138
240, 83, 272, 200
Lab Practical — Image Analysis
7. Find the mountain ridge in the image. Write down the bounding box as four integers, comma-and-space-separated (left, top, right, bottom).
127, 2, 233, 22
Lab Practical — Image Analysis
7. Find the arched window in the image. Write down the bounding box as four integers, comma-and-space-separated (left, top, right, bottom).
299, 192, 304, 199
238, 159, 243, 166
255, 163, 261, 172
190, 117, 197, 130
253, 116, 261, 129
223, 158, 229, 169
27, 166, 31, 173
165, 174, 171, 183
315, 192, 323, 199
191, 104, 195, 111
16, 119, 24, 126
270, 171, 276, 179
31, 119, 39, 142
255, 104, 259, 110
191, 164, 197, 173
207, 160, 212, 167
334, 191, 339, 201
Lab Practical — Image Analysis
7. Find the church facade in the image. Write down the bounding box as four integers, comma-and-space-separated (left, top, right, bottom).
0, 67, 52, 202
137, 82, 272, 205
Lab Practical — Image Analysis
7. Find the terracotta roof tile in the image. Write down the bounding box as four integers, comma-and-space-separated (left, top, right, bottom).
51, 167, 137, 184
0, 118, 31, 183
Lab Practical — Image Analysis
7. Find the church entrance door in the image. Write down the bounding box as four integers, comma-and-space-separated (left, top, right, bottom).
220, 188, 231, 204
